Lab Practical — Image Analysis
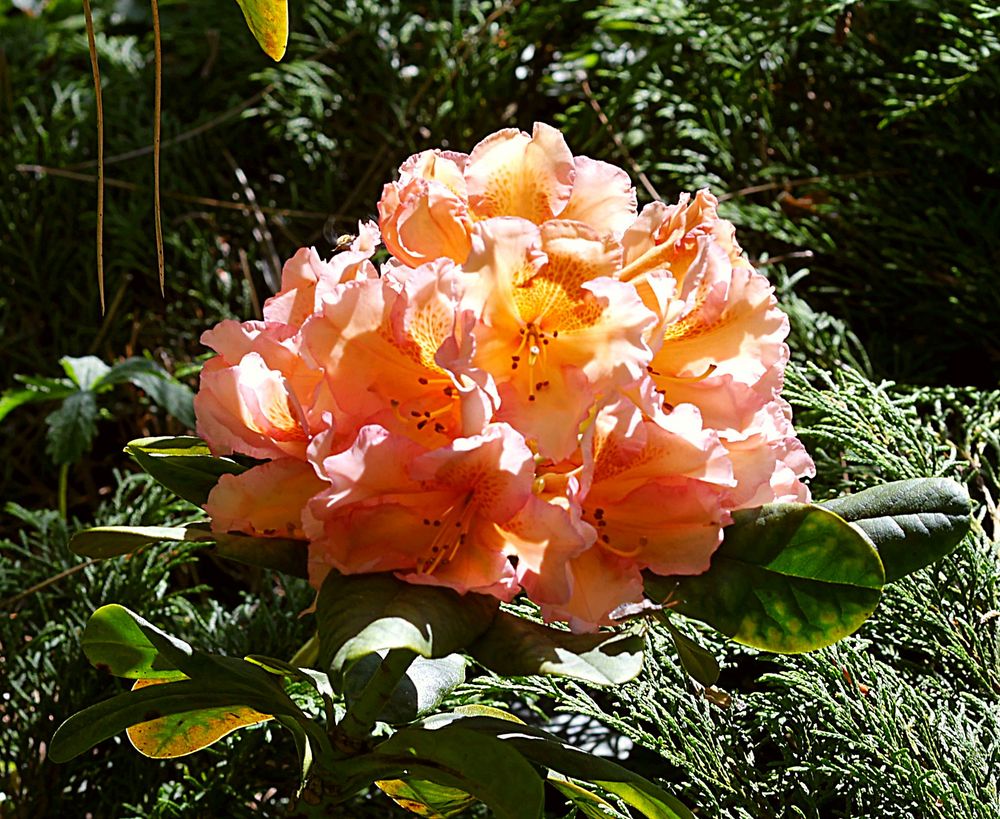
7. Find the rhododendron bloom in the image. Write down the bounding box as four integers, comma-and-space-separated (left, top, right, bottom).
378, 123, 638, 266
194, 121, 815, 630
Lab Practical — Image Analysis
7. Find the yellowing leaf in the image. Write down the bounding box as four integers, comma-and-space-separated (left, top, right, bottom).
126, 678, 272, 758
234, 0, 289, 61
375, 778, 478, 818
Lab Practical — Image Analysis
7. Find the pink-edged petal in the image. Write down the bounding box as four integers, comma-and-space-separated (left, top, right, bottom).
587, 479, 729, 577
503, 494, 593, 606
379, 177, 472, 267
540, 546, 644, 632
398, 149, 469, 199
408, 423, 534, 521
263, 230, 380, 327
206, 458, 325, 538
195, 353, 308, 460
495, 364, 594, 462
396, 518, 520, 599
310, 424, 428, 513
559, 156, 637, 238
466, 122, 575, 222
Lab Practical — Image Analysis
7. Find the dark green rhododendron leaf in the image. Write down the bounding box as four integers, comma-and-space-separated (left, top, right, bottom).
70, 523, 307, 577
662, 620, 720, 688
421, 715, 694, 819
83, 604, 185, 681
819, 477, 971, 582
234, 0, 288, 61
376, 778, 478, 818
125, 436, 246, 505
344, 652, 468, 725
315, 570, 498, 685
468, 611, 644, 685
548, 774, 626, 819
646, 503, 884, 654
126, 678, 272, 758
366, 724, 545, 819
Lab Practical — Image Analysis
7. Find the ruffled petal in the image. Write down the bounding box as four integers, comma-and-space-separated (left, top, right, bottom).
559, 156, 637, 238
466, 122, 575, 222
207, 458, 325, 538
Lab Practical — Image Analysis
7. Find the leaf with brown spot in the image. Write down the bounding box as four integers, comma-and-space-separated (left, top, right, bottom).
126, 678, 272, 758
234, 0, 288, 61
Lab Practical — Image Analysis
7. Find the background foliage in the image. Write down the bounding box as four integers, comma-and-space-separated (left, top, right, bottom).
1, 0, 997, 816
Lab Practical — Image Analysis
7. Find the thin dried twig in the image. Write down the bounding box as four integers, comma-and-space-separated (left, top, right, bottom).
81, 0, 105, 312
239, 248, 263, 319
67, 86, 274, 170
151, 0, 164, 294
718, 168, 907, 201
581, 78, 661, 202
0, 560, 98, 611
16, 164, 329, 220
224, 148, 282, 292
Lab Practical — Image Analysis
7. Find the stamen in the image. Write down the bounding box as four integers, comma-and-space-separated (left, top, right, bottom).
417, 495, 477, 574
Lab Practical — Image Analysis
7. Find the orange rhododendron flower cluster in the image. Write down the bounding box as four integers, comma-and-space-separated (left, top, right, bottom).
195, 123, 814, 630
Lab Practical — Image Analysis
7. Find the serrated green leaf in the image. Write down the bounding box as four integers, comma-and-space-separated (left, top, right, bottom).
60, 355, 110, 390
819, 478, 971, 581
234, 0, 288, 61
468, 612, 645, 685
344, 652, 468, 725
125, 436, 246, 505
100, 360, 196, 428
315, 571, 498, 686
646, 503, 884, 654
44, 391, 98, 464
0, 383, 73, 423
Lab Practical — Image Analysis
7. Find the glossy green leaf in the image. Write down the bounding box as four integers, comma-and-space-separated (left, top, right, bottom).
469, 612, 645, 685
234, 0, 288, 61
646, 503, 885, 654
368, 724, 546, 819
125, 436, 246, 505
422, 715, 693, 819
315, 570, 498, 685
44, 391, 98, 464
663, 621, 720, 688
126, 678, 272, 758
375, 778, 478, 818
819, 477, 971, 581
69, 523, 308, 576
70, 524, 193, 558
82, 603, 185, 680
344, 652, 467, 725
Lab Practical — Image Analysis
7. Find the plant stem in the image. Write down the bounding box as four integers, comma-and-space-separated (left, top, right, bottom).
58, 463, 70, 520
334, 649, 416, 746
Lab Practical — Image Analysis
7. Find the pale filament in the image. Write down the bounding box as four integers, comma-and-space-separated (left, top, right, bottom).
649, 362, 717, 383
417, 494, 478, 574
